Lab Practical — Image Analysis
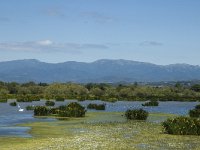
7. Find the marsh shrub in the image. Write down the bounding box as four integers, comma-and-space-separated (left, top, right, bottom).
162, 117, 200, 135
195, 104, 200, 110
125, 109, 148, 120
26, 105, 35, 110
34, 106, 49, 116
59, 102, 86, 117
142, 100, 159, 106
87, 103, 106, 110
189, 109, 200, 118
49, 108, 59, 115
45, 100, 55, 106
189, 104, 200, 118
10, 101, 17, 106
58, 105, 68, 111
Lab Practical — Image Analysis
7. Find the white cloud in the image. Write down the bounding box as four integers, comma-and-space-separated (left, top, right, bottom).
36, 40, 53, 46
0, 40, 109, 53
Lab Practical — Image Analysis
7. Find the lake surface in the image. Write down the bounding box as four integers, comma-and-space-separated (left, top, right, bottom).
0, 99, 199, 137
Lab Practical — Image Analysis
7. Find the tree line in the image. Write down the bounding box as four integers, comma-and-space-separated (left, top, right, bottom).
0, 81, 200, 102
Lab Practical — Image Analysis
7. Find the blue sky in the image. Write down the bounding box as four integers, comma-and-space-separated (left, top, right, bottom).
0, 0, 200, 65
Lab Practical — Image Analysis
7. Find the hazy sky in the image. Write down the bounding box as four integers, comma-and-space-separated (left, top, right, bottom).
0, 0, 200, 65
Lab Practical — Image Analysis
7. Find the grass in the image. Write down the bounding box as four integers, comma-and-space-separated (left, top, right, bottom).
0, 112, 200, 150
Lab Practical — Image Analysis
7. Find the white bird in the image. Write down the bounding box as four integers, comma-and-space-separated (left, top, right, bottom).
18, 104, 24, 112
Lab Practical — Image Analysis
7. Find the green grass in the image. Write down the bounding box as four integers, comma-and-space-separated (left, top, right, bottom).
0, 112, 200, 150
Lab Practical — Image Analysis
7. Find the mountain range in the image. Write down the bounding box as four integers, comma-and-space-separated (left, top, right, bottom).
0, 59, 200, 83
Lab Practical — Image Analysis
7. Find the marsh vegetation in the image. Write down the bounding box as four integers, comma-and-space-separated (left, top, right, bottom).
1, 81, 200, 149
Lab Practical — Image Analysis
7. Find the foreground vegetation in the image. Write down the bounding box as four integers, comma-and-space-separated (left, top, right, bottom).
1, 81, 200, 102
0, 112, 200, 150
163, 116, 200, 135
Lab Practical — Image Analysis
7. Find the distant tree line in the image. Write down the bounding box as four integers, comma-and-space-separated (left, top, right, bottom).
0, 81, 200, 102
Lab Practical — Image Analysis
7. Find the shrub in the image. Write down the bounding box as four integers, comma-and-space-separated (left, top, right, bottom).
195, 104, 200, 110
49, 108, 59, 115
142, 100, 159, 106
189, 104, 200, 118
26, 105, 35, 110
10, 102, 17, 106
34, 106, 49, 116
58, 105, 68, 111
59, 102, 86, 117
87, 103, 97, 109
87, 103, 106, 110
189, 109, 200, 118
125, 109, 148, 120
162, 116, 200, 135
45, 100, 55, 106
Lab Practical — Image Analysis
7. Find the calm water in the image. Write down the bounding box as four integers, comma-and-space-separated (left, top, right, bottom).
0, 99, 199, 137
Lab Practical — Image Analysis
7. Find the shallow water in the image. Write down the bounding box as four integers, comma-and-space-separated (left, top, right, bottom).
0, 99, 199, 137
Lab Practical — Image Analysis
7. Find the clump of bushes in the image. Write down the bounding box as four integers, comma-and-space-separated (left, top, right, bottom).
34, 106, 49, 116
10, 102, 17, 106
195, 104, 200, 109
58, 105, 68, 111
142, 100, 159, 106
26, 105, 35, 110
189, 109, 200, 118
189, 104, 200, 118
49, 108, 59, 115
162, 116, 200, 135
34, 102, 86, 118
87, 103, 106, 110
59, 102, 86, 117
45, 100, 55, 106
125, 109, 148, 120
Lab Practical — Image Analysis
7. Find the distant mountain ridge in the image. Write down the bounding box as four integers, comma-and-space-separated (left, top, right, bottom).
0, 59, 200, 83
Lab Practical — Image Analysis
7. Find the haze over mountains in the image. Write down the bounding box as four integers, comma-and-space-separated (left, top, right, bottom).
0, 59, 200, 83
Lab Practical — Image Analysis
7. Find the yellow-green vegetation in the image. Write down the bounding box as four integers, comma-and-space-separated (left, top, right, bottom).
1, 112, 200, 150
125, 109, 148, 120
1, 81, 200, 102
189, 104, 200, 118
163, 116, 200, 135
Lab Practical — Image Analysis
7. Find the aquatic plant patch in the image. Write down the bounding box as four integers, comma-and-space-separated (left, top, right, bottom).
45, 100, 55, 106
34, 106, 49, 116
87, 103, 106, 110
26, 105, 35, 110
125, 109, 148, 120
142, 100, 159, 106
59, 102, 86, 117
9, 101, 17, 106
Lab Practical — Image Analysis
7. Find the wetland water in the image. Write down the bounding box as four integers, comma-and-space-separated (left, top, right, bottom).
0, 99, 199, 137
